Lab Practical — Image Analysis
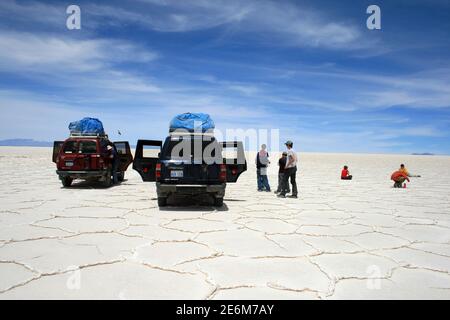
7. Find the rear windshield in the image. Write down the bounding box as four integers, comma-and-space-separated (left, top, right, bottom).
160, 136, 222, 163
79, 141, 97, 154
63, 140, 98, 154
63, 141, 78, 154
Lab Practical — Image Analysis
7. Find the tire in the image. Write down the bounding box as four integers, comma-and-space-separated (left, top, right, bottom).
157, 197, 167, 207
103, 169, 112, 187
61, 177, 73, 187
213, 197, 224, 207
118, 172, 125, 182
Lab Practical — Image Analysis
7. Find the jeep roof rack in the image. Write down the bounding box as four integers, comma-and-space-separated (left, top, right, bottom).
169, 131, 214, 137
69, 132, 109, 138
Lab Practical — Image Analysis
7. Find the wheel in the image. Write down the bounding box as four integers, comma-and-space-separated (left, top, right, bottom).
117, 172, 125, 182
61, 177, 73, 187
103, 169, 112, 187
157, 197, 167, 207
213, 197, 224, 207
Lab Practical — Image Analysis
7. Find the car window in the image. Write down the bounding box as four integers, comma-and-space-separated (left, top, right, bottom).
115, 142, 127, 155
79, 141, 97, 154
142, 145, 159, 158
222, 147, 238, 159
63, 141, 77, 154
161, 136, 221, 163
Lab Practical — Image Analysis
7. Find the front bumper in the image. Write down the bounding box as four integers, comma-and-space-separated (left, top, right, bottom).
56, 170, 107, 180
156, 182, 226, 198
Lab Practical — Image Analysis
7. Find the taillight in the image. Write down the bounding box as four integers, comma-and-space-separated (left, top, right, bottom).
219, 164, 227, 182
155, 163, 161, 181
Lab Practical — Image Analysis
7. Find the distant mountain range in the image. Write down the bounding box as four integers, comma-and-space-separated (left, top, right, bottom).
411, 153, 435, 156
0, 138, 138, 148
0, 139, 52, 147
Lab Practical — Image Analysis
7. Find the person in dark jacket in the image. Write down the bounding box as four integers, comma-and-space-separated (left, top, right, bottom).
107, 143, 119, 184
275, 152, 290, 194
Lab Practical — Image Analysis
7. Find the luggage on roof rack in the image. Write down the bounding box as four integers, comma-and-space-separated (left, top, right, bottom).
169, 113, 215, 133
69, 117, 105, 136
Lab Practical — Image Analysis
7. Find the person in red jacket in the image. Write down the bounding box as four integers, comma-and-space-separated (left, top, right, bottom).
341, 165, 352, 180
391, 170, 410, 188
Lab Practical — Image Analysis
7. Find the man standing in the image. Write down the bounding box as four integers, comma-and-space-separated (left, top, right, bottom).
278, 140, 298, 198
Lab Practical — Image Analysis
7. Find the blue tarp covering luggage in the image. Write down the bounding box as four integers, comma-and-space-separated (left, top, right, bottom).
68, 117, 105, 135
169, 113, 215, 132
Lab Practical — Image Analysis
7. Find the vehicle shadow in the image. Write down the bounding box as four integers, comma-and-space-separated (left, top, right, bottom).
155, 194, 230, 211
60, 179, 127, 189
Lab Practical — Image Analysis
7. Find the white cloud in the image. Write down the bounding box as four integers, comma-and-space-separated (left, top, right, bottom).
0, 30, 161, 94
0, 31, 158, 73
276, 66, 450, 110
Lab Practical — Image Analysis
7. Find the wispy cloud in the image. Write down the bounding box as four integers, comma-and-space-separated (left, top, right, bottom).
0, 0, 64, 29
82, 0, 369, 50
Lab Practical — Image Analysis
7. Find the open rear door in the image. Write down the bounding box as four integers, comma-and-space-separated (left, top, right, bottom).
133, 139, 162, 182
52, 141, 64, 163
113, 141, 133, 172
221, 141, 247, 182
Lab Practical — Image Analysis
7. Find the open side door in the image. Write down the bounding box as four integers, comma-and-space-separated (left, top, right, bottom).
52, 141, 64, 163
133, 139, 162, 182
113, 141, 133, 172
221, 141, 247, 183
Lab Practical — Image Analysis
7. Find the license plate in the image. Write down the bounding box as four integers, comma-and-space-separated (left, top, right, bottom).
65, 161, 74, 167
170, 170, 183, 178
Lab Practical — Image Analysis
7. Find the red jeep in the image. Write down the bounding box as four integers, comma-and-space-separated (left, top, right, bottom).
52, 135, 133, 187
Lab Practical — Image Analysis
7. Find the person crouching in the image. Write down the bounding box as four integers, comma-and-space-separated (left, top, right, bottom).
391, 170, 410, 188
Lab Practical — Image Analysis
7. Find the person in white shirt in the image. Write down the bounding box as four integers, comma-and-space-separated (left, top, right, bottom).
278, 140, 298, 198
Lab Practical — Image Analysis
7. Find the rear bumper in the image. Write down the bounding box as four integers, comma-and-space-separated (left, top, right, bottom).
156, 182, 226, 198
56, 170, 106, 179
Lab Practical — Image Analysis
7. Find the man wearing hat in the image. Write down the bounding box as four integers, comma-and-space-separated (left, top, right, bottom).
278, 140, 298, 198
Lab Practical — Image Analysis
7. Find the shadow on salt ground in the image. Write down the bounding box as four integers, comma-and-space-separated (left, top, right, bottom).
152, 194, 233, 211
59, 179, 128, 189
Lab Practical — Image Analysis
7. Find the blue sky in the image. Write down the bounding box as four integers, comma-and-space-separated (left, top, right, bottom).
0, 0, 449, 154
